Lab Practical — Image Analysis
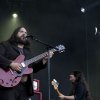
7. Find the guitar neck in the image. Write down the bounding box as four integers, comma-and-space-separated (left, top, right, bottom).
55, 88, 62, 96
26, 52, 47, 65
25, 49, 56, 65
24, 44, 65, 66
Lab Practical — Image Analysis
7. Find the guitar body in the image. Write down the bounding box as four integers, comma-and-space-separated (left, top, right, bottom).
0, 55, 33, 87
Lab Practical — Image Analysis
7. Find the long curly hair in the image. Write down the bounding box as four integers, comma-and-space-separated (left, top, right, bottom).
69, 71, 92, 100
8, 26, 31, 49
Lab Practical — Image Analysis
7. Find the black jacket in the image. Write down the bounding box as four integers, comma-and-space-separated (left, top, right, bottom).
0, 41, 47, 96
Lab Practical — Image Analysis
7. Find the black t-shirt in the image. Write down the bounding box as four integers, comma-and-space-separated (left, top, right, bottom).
69, 82, 91, 100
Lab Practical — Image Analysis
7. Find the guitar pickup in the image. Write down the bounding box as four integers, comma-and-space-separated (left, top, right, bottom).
21, 62, 26, 67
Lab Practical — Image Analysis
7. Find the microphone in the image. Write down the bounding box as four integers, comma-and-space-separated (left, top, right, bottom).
26, 35, 39, 42
26, 35, 34, 38
26, 35, 35, 40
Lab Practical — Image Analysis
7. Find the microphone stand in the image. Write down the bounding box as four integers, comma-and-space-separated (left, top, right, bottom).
29, 36, 55, 100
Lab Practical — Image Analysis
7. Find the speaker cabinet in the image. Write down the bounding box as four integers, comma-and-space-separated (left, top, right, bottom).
29, 79, 42, 100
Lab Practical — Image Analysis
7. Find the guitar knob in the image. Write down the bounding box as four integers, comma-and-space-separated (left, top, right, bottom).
10, 79, 13, 81
11, 84, 13, 86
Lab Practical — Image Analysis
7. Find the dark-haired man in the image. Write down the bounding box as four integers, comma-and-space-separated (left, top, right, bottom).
0, 26, 53, 100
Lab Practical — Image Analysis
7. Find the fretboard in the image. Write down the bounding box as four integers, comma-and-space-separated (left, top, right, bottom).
24, 49, 55, 65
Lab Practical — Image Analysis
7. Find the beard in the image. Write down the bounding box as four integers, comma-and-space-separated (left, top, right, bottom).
16, 35, 30, 45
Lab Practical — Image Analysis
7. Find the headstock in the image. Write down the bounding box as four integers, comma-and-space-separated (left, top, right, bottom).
55, 45, 65, 53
